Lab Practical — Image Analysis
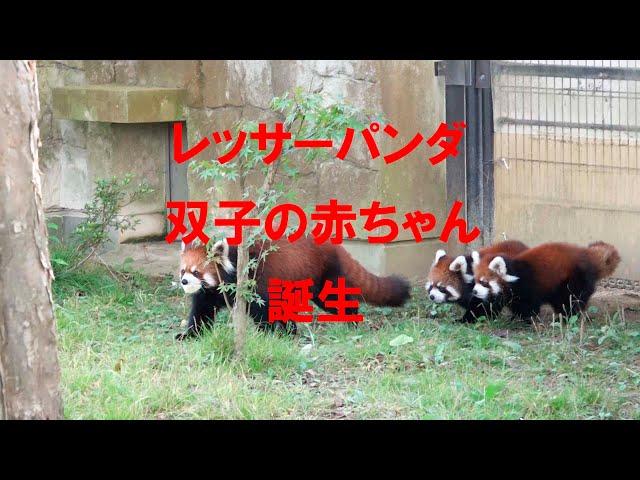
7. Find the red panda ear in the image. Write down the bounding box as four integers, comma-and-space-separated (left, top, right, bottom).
471, 251, 481, 268
181, 239, 201, 253
449, 255, 467, 272
433, 249, 446, 266
450, 255, 474, 283
488, 256, 519, 282
211, 238, 234, 273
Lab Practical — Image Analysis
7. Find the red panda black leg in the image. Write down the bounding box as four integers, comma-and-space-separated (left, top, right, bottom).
250, 300, 298, 336
175, 290, 220, 340
509, 301, 542, 322
551, 275, 597, 318
461, 298, 504, 323
312, 291, 360, 327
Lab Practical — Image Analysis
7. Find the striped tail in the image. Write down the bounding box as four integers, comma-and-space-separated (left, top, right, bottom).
587, 241, 621, 279
336, 247, 411, 307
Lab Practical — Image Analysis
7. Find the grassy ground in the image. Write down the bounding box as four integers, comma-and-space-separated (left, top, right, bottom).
53, 264, 640, 419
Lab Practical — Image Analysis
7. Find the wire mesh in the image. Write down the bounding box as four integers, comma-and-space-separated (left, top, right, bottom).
491, 60, 640, 286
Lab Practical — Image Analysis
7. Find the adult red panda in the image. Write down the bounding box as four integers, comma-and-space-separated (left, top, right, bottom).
425, 240, 529, 323
175, 237, 411, 340
471, 241, 620, 320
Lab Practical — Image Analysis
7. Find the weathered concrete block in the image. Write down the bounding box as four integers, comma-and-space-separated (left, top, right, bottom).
202, 61, 273, 109
317, 160, 378, 239
131, 61, 202, 107
271, 60, 320, 97
58, 144, 91, 210
56, 119, 87, 149
312, 60, 379, 83
85, 61, 116, 84
39, 142, 62, 208
342, 238, 440, 283
319, 75, 382, 113
114, 60, 138, 85
52, 85, 187, 123
233, 60, 273, 109
119, 213, 167, 243
377, 60, 446, 242
186, 106, 243, 164
201, 61, 244, 108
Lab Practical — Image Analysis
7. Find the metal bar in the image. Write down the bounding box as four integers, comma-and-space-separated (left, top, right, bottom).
445, 85, 467, 212
493, 61, 640, 81
464, 74, 482, 248
443, 60, 495, 247
167, 121, 190, 235
475, 60, 491, 89
495, 117, 640, 133
482, 85, 495, 243
436, 60, 473, 86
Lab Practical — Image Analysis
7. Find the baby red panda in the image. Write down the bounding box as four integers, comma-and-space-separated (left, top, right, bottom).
176, 236, 411, 340
425, 240, 529, 322
471, 241, 620, 320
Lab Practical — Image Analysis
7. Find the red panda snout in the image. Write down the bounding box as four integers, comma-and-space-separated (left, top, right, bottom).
472, 255, 519, 300
180, 270, 203, 294
179, 239, 234, 295
180, 268, 218, 294
425, 250, 465, 303
425, 281, 462, 303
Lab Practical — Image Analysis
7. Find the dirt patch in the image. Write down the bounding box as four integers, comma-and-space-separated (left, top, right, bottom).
590, 288, 640, 322
102, 241, 179, 278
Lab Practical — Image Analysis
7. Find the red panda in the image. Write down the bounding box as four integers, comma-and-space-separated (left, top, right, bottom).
175, 236, 411, 340
425, 240, 529, 322
471, 241, 621, 320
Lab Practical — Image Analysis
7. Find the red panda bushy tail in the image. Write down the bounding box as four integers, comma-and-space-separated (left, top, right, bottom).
335, 247, 411, 307
587, 241, 621, 279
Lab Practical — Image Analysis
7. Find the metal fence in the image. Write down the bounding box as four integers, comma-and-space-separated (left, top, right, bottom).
491, 60, 640, 287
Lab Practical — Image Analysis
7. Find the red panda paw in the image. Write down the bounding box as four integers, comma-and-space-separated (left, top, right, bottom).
175, 331, 191, 341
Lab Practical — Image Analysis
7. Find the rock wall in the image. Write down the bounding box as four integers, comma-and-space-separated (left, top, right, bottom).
38, 60, 446, 280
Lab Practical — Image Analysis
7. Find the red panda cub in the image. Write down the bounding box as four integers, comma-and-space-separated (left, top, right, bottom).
471, 241, 621, 320
425, 240, 529, 323
176, 237, 411, 340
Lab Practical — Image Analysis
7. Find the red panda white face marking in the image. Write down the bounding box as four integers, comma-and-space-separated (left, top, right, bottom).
425, 250, 465, 303
472, 276, 499, 300
427, 282, 461, 303
180, 271, 203, 294
472, 256, 519, 300
445, 285, 461, 300
179, 238, 236, 295
179, 259, 210, 294
203, 272, 216, 286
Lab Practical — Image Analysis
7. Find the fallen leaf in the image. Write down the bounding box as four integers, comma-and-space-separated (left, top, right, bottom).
390, 334, 414, 347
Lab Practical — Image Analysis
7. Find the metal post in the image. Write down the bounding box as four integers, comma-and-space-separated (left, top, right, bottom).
435, 60, 494, 247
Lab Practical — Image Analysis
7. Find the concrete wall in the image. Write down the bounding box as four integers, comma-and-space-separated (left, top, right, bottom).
38, 60, 447, 281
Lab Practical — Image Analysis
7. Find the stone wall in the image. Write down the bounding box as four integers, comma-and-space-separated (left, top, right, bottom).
38, 60, 446, 280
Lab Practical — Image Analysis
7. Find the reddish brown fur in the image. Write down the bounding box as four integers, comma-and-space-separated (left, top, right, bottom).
427, 240, 529, 292
474, 241, 621, 294
478, 240, 530, 258
180, 246, 216, 276
427, 253, 465, 292
587, 241, 621, 278
182, 238, 410, 307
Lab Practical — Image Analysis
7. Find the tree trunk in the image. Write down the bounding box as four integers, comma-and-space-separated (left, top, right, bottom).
0, 61, 62, 419
232, 243, 250, 357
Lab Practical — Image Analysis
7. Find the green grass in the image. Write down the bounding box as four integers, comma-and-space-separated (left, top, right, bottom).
53, 264, 640, 419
